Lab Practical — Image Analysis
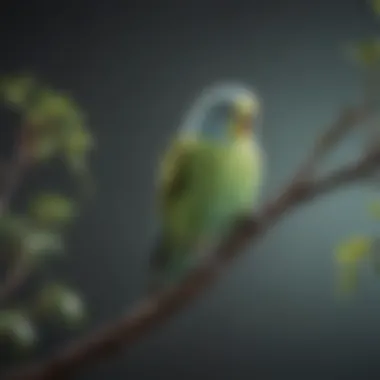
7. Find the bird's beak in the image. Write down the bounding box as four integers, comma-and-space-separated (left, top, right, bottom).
239, 110, 253, 132
232, 109, 254, 137
230, 97, 257, 137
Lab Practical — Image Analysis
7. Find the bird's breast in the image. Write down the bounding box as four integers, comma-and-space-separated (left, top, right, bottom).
205, 139, 261, 229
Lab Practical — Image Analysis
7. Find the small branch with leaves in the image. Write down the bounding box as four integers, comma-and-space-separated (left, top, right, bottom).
0, 74, 93, 354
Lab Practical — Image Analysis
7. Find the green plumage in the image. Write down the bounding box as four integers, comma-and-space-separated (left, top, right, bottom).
149, 86, 264, 290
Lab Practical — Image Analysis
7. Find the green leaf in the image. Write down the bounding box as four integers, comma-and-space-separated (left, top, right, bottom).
335, 235, 373, 264
370, 0, 380, 16
0, 74, 36, 109
36, 283, 85, 327
61, 128, 95, 198
28, 193, 76, 227
0, 310, 36, 349
21, 228, 64, 262
0, 215, 29, 258
62, 127, 94, 155
0, 216, 63, 262
22, 89, 90, 164
347, 39, 380, 67
25, 89, 84, 131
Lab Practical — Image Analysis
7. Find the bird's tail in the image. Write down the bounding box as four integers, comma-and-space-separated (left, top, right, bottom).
145, 235, 198, 297
145, 235, 171, 297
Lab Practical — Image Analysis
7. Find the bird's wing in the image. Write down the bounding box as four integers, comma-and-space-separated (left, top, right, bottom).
149, 136, 198, 283
157, 135, 198, 211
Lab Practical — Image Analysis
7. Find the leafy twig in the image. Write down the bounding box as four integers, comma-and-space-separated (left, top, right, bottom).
1, 104, 376, 380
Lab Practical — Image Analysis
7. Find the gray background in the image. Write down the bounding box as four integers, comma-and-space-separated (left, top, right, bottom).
1, 0, 380, 379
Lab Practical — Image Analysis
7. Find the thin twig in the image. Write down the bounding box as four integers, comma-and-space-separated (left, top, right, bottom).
0, 144, 26, 214
1, 105, 376, 380
0, 127, 31, 304
297, 105, 370, 178
0, 257, 29, 304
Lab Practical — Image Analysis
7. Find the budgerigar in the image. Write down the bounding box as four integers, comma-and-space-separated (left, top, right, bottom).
148, 83, 265, 292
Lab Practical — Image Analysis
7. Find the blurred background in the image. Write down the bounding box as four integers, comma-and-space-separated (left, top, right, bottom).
1, 0, 380, 378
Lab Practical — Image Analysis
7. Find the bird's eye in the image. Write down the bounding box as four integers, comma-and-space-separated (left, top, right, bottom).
200, 103, 230, 140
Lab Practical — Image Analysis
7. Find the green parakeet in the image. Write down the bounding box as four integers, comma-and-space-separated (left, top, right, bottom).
148, 83, 264, 292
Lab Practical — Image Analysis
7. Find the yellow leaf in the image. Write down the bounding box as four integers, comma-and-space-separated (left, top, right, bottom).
335, 235, 372, 264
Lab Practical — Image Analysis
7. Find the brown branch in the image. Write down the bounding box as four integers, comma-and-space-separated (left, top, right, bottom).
0, 256, 29, 304
297, 105, 370, 178
0, 127, 31, 304
1, 105, 376, 380
0, 143, 26, 214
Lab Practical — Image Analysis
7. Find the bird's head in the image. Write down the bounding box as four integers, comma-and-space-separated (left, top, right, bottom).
180, 82, 261, 143
228, 95, 259, 139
